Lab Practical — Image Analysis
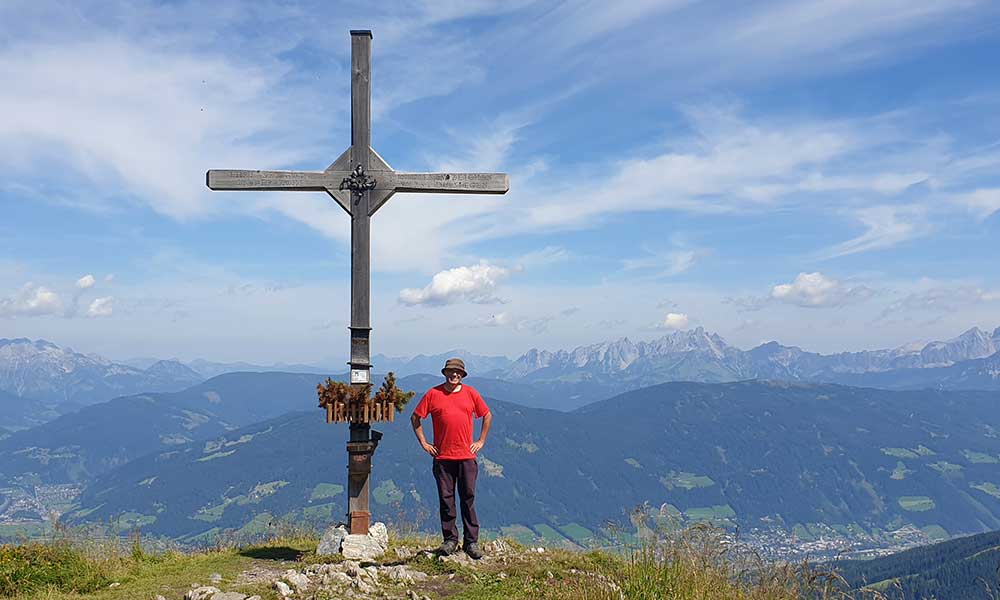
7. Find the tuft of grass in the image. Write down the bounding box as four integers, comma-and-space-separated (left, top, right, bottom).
0, 541, 111, 596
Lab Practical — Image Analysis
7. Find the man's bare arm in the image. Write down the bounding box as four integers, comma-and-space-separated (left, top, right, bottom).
470, 411, 492, 454
411, 413, 438, 457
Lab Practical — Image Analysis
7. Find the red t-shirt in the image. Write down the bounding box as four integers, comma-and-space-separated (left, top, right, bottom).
413, 384, 490, 460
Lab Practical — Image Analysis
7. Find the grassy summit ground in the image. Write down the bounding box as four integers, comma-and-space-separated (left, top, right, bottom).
0, 525, 860, 600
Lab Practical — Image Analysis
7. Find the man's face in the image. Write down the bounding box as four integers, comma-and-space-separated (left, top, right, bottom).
444, 369, 464, 385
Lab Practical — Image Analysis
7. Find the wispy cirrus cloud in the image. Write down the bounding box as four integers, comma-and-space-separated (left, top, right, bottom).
878, 283, 1000, 319
949, 188, 1000, 220
819, 205, 933, 259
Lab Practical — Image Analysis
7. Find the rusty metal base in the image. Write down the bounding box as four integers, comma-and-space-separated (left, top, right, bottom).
350, 511, 371, 535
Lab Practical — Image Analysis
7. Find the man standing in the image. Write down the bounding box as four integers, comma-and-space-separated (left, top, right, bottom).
411, 358, 492, 559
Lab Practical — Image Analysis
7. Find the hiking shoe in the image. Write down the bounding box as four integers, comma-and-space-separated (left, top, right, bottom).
437, 540, 459, 555
463, 542, 484, 560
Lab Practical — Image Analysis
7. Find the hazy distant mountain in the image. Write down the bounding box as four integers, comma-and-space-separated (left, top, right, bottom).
834, 350, 1000, 391
184, 359, 326, 379
0, 338, 204, 412
503, 326, 1000, 390
0, 372, 336, 486
372, 350, 513, 377
0, 388, 55, 434
63, 377, 1000, 544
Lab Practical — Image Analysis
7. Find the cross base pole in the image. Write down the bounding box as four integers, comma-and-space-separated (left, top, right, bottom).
346, 424, 381, 534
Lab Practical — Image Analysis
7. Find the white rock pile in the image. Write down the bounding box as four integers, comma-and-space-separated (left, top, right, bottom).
316, 522, 389, 561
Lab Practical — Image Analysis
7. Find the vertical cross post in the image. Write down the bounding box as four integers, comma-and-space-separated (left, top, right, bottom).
346, 29, 375, 535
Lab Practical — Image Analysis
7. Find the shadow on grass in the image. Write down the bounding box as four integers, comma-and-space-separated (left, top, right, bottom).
239, 546, 306, 561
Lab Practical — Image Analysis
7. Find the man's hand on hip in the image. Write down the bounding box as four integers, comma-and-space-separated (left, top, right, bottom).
470, 440, 485, 454
421, 442, 439, 457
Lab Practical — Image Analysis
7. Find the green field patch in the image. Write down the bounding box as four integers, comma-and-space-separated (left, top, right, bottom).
963, 450, 999, 464
929, 462, 964, 477
309, 483, 344, 501
684, 504, 735, 521
898, 496, 936, 512
180, 527, 221, 545
0, 522, 51, 541
196, 450, 236, 462
881, 447, 918, 459
159, 433, 191, 446
180, 410, 211, 430
203, 431, 263, 454
971, 482, 1000, 499
193, 500, 231, 522
237, 513, 273, 536
480, 457, 505, 477
373, 479, 403, 505
500, 524, 537, 546
116, 512, 156, 528
921, 524, 948, 541
660, 470, 715, 490
505, 438, 539, 453
792, 523, 813, 541
241, 481, 288, 504
624, 458, 642, 469
658, 503, 682, 519
302, 503, 335, 520
558, 523, 599, 546
891, 461, 913, 480
532, 523, 569, 545
72, 504, 105, 519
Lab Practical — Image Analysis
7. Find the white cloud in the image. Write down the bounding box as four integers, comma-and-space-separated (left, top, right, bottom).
85, 296, 114, 318
662, 313, 690, 330
515, 246, 572, 269
399, 261, 512, 306
771, 272, 874, 308
476, 311, 553, 334
481, 312, 512, 327
76, 274, 95, 289
820, 205, 932, 258
0, 283, 63, 317
880, 284, 1000, 318
623, 248, 702, 278
950, 188, 1000, 220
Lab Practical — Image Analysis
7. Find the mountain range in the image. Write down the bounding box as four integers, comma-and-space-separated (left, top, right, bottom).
504, 326, 1000, 386
40, 374, 1000, 547
0, 339, 203, 432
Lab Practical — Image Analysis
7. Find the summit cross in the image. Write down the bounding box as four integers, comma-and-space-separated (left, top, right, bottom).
205, 30, 509, 536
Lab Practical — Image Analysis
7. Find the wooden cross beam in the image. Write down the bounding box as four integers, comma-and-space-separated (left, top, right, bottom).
205, 30, 508, 536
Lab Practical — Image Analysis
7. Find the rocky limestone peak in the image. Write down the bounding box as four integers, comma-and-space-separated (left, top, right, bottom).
649, 327, 732, 359
920, 327, 997, 367
505, 347, 555, 378
568, 337, 639, 371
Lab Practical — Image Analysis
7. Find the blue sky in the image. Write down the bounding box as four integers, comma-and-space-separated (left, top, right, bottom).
2, 1, 1000, 363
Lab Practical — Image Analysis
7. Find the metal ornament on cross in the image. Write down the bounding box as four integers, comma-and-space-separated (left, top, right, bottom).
205, 30, 509, 536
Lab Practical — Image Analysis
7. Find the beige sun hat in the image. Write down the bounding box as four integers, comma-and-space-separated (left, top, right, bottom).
441, 357, 468, 377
